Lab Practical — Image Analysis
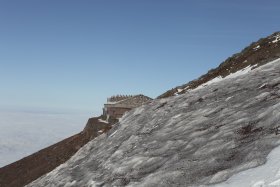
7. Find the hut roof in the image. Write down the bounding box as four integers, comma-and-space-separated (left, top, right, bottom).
105, 94, 152, 108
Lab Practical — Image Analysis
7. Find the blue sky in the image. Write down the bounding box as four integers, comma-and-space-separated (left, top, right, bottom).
0, 0, 279, 114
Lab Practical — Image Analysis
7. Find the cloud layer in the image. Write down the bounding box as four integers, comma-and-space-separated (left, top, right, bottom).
0, 109, 91, 167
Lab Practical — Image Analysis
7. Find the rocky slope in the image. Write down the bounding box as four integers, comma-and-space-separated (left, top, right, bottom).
158, 32, 280, 98
26, 57, 280, 186
0, 117, 112, 187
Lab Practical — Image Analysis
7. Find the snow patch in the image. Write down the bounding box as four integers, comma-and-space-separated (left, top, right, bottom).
65, 180, 76, 187
177, 88, 183, 93
98, 119, 108, 123
225, 96, 233, 101
272, 34, 280, 43
269, 179, 280, 186
109, 130, 118, 138
87, 180, 103, 187
253, 45, 261, 50
226, 64, 257, 79
192, 64, 258, 91
259, 83, 267, 89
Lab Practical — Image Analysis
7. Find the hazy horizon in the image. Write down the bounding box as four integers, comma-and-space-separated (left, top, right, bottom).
0, 108, 92, 167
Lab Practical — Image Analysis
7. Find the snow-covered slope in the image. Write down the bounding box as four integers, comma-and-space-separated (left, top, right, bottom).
27, 59, 280, 187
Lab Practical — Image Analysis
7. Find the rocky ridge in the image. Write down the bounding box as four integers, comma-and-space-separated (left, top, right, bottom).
158, 32, 280, 98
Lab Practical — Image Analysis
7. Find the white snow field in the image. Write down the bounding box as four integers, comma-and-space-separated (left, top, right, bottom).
194, 64, 258, 91
0, 109, 90, 167
27, 58, 280, 187
209, 144, 280, 187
